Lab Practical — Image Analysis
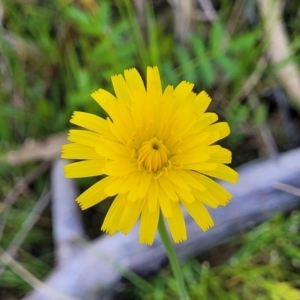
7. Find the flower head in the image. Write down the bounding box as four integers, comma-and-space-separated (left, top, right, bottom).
62, 66, 238, 245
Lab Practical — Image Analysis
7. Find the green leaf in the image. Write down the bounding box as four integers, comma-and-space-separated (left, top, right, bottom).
209, 22, 225, 56
175, 45, 197, 82
216, 55, 237, 80
190, 35, 215, 86
228, 31, 258, 53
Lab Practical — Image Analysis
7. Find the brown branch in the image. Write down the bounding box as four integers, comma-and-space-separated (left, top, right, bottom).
1, 132, 68, 165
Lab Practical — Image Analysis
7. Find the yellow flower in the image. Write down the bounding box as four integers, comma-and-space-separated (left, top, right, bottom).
62, 66, 238, 245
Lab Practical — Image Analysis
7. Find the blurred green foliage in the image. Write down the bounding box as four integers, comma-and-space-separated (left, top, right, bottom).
130, 213, 300, 300
1, 0, 300, 299
0, 0, 265, 147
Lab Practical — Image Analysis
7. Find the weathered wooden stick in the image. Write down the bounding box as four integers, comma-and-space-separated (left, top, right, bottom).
24, 148, 300, 300
51, 160, 86, 266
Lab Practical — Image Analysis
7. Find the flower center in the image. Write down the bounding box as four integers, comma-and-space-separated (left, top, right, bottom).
137, 138, 170, 172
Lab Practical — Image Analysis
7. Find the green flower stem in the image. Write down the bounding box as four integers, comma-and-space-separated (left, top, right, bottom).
158, 214, 190, 300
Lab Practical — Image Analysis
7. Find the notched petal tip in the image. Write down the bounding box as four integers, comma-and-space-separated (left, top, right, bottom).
101, 227, 116, 236
124, 67, 138, 74
174, 236, 188, 244
232, 172, 239, 184
63, 164, 73, 178
202, 221, 214, 232
174, 80, 195, 100
90, 88, 102, 97
147, 66, 161, 84
110, 73, 123, 80
147, 65, 158, 72
199, 90, 211, 98
75, 199, 84, 210
138, 238, 154, 246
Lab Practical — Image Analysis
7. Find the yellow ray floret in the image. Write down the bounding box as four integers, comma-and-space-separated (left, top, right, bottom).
62, 66, 239, 245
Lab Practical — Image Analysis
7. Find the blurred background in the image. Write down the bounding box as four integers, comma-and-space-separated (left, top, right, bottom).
1, 0, 300, 299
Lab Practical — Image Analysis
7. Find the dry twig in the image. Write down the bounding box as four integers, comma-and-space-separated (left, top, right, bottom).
247, 92, 278, 157
0, 162, 49, 243
167, 0, 193, 44
133, 0, 147, 38
0, 191, 51, 277
273, 182, 300, 197
258, 0, 300, 107
0, 247, 79, 300
196, 0, 217, 22
1, 132, 68, 165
